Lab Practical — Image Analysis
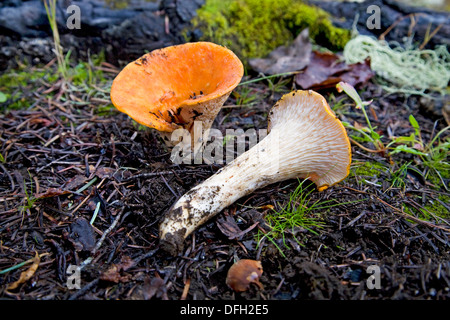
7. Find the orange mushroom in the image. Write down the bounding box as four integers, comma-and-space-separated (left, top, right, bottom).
110, 42, 244, 148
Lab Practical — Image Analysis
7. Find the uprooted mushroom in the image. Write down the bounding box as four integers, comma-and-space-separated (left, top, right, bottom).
110, 42, 244, 151
160, 90, 352, 255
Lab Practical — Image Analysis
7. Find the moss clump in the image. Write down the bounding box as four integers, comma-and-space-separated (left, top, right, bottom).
189, 0, 351, 62
0, 68, 59, 110
350, 161, 387, 178
0, 52, 109, 112
0, 69, 58, 88
95, 104, 117, 116
423, 196, 450, 219
404, 194, 450, 220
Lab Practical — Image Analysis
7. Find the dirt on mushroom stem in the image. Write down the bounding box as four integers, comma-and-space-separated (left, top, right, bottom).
159, 90, 352, 255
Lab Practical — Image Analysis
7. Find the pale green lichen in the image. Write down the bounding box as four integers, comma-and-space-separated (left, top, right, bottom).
343, 35, 450, 96
188, 0, 351, 62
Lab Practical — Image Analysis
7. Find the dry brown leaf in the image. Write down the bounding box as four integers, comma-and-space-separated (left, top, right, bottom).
95, 167, 116, 179
339, 58, 375, 89
144, 275, 168, 300
35, 187, 70, 199
7, 251, 40, 290
116, 255, 135, 271
216, 215, 242, 239
64, 174, 88, 191
100, 255, 135, 283
249, 28, 312, 75
100, 264, 131, 283
217, 215, 259, 240
295, 52, 374, 90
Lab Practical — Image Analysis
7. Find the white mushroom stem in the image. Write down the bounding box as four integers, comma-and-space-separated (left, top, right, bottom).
158, 92, 232, 150
159, 90, 351, 255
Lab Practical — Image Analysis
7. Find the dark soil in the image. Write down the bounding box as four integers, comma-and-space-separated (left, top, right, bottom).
0, 68, 448, 301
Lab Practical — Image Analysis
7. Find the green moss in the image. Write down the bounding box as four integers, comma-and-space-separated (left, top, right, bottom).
0, 52, 108, 111
71, 51, 107, 86
0, 70, 56, 88
189, 0, 351, 62
95, 104, 116, 116
423, 196, 450, 219
404, 194, 450, 220
284, 2, 351, 50
71, 62, 104, 86
350, 161, 387, 178
0, 68, 58, 110
426, 169, 449, 190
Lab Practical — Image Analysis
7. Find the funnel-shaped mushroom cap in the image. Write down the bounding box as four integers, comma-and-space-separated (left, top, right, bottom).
110, 42, 244, 141
267, 90, 351, 190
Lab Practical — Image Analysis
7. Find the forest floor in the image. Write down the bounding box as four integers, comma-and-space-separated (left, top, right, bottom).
0, 44, 449, 301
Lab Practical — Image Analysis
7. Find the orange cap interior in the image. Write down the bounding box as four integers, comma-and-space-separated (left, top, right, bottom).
110, 42, 244, 132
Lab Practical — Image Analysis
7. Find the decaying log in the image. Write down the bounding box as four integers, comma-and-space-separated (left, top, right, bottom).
0, 0, 448, 71
0, 0, 204, 69
310, 0, 449, 48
